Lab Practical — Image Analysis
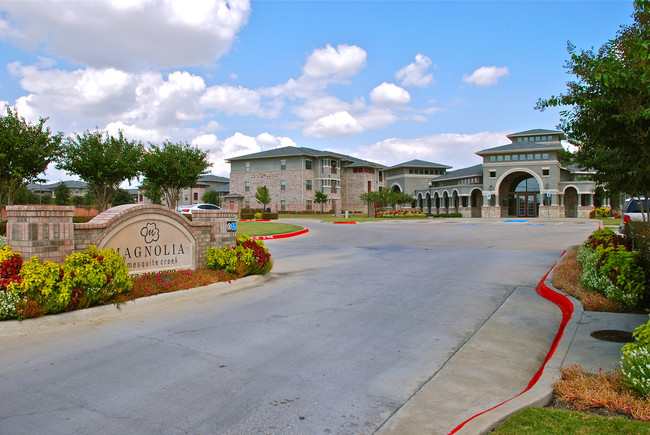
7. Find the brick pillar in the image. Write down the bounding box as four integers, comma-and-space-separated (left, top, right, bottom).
6, 205, 75, 264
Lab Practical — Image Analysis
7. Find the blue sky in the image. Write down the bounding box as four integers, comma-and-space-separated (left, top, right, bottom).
0, 0, 635, 181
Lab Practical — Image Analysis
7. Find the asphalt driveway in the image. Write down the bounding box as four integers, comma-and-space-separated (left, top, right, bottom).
0, 218, 598, 434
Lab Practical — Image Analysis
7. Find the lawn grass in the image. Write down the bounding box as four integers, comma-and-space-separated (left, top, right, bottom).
492, 406, 650, 434
236, 221, 304, 237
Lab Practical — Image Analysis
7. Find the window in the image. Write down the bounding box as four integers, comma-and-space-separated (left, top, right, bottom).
512, 155, 518, 161
504, 155, 511, 161
535, 136, 540, 141
542, 153, 549, 160
534, 153, 541, 160
305, 160, 312, 170
489, 156, 496, 162
524, 137, 529, 142
519, 154, 525, 161
194, 192, 198, 201
281, 180, 286, 191
306, 180, 312, 190
245, 182, 250, 192
245, 162, 250, 172
280, 200, 286, 211
245, 200, 250, 207
489, 170, 497, 178
517, 138, 522, 142
497, 155, 503, 162
542, 168, 550, 177
306, 200, 312, 210
281, 159, 286, 170
527, 154, 534, 160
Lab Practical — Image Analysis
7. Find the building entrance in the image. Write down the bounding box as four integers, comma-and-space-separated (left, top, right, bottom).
517, 193, 537, 217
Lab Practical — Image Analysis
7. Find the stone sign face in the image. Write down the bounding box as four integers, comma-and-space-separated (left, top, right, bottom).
97, 214, 196, 274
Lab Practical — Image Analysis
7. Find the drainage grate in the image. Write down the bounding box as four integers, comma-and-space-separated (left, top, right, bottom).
590, 329, 635, 343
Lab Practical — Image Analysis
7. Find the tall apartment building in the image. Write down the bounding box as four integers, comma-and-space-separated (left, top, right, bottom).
226, 147, 385, 213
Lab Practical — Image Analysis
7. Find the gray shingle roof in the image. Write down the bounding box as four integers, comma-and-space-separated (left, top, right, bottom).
198, 174, 230, 183
506, 129, 565, 139
433, 164, 483, 181
387, 159, 451, 170
226, 146, 385, 168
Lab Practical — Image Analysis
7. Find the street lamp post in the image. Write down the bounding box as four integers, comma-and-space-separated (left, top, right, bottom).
428, 180, 433, 218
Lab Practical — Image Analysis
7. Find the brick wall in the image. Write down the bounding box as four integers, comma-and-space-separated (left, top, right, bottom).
6, 204, 237, 272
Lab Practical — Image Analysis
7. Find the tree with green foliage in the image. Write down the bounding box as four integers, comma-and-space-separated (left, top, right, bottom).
54, 182, 71, 205
112, 188, 135, 206
360, 189, 414, 210
536, 0, 650, 220
255, 185, 271, 211
202, 189, 222, 206
140, 178, 163, 205
57, 129, 143, 212
314, 190, 328, 213
0, 106, 63, 205
141, 141, 211, 211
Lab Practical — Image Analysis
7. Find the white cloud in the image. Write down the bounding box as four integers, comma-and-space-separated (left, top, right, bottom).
357, 131, 507, 169
105, 121, 163, 144
0, 0, 251, 70
463, 66, 510, 87
292, 95, 355, 121
200, 84, 262, 116
356, 107, 398, 130
192, 131, 295, 176
303, 111, 364, 138
370, 82, 410, 106
302, 44, 367, 81
395, 54, 434, 87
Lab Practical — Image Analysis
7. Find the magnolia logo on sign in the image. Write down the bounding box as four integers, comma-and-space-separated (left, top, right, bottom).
141, 223, 160, 243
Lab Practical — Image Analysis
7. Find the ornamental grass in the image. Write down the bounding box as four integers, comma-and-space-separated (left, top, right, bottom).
555, 365, 650, 422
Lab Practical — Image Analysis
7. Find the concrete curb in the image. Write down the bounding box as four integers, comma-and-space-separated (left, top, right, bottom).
0, 274, 270, 337
453, 252, 584, 434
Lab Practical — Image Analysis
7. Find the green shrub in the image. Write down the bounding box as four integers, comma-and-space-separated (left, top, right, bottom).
205, 235, 272, 277
72, 216, 94, 224
0, 245, 132, 320
621, 316, 650, 397
578, 242, 646, 308
0, 220, 6, 236
254, 212, 263, 219
261, 212, 278, 220
623, 221, 650, 291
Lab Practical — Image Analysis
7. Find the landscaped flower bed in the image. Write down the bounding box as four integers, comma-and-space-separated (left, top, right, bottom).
375, 210, 425, 218
0, 235, 273, 321
549, 223, 650, 421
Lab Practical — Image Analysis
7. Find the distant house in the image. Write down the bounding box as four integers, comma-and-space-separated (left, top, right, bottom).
226, 147, 385, 213
27, 180, 89, 198
383, 159, 451, 197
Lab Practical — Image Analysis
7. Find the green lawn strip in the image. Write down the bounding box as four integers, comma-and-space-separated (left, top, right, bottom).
492, 406, 649, 434
236, 221, 304, 237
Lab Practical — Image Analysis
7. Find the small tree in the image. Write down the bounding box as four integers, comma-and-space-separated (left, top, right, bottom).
314, 191, 328, 214
0, 106, 63, 205
360, 189, 414, 216
112, 188, 134, 206
58, 129, 143, 212
141, 141, 211, 210
54, 182, 71, 205
255, 186, 271, 211
202, 190, 222, 206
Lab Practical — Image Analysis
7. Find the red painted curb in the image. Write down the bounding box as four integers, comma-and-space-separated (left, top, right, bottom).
449, 251, 573, 434
333, 221, 356, 224
251, 228, 309, 240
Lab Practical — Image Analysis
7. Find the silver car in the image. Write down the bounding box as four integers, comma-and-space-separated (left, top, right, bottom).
176, 203, 222, 215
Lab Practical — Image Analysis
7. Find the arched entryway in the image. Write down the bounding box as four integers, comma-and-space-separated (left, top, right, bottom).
565, 186, 578, 218
498, 171, 542, 218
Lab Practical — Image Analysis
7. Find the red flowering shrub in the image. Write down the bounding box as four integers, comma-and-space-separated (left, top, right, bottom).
0, 254, 23, 290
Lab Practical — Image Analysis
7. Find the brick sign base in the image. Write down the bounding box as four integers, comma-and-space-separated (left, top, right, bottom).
6, 204, 237, 275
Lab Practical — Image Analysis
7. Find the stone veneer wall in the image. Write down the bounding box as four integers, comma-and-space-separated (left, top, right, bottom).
7, 204, 237, 269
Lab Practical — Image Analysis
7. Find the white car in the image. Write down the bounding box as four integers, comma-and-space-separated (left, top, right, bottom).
620, 198, 648, 229
176, 203, 222, 215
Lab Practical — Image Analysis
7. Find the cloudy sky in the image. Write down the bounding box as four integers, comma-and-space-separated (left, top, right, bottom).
0, 0, 635, 181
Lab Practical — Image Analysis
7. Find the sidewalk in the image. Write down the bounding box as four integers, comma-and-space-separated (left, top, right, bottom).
377, 272, 648, 434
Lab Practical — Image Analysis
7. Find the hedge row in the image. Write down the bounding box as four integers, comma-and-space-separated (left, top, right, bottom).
240, 212, 279, 220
